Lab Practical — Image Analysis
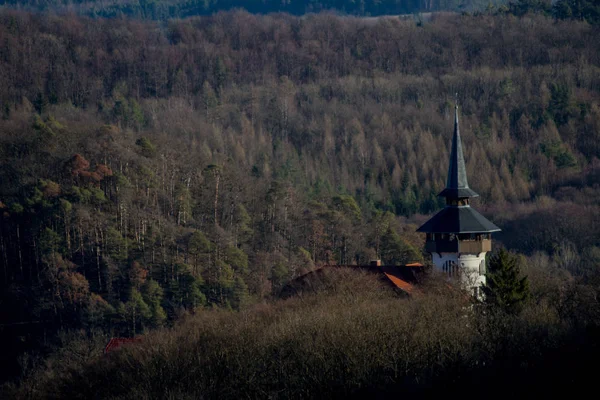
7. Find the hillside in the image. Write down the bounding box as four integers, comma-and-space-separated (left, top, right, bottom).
5, 267, 600, 398
0, 0, 501, 19
0, 8, 599, 386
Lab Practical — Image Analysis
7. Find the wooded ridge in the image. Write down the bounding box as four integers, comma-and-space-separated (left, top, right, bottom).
0, 8, 599, 387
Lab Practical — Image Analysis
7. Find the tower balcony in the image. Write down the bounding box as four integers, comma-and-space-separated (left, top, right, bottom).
425, 235, 492, 254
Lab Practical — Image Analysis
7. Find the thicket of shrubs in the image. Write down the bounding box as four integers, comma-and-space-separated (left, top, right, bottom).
5, 262, 599, 398
0, 7, 598, 393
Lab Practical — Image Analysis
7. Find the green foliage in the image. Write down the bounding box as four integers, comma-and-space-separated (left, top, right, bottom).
547, 83, 576, 127
33, 115, 55, 143
225, 246, 249, 275
540, 140, 577, 168
113, 97, 145, 128
553, 0, 600, 24
24, 186, 43, 208
90, 187, 107, 205
188, 231, 211, 255
482, 249, 531, 314
216, 260, 235, 291
332, 195, 362, 221
118, 288, 152, 336
501, 0, 600, 24
506, 0, 552, 16
142, 280, 167, 326
379, 226, 422, 265
105, 228, 129, 262
135, 137, 157, 158
68, 186, 106, 204
85, 294, 115, 328
129, 99, 145, 127
297, 246, 315, 270
231, 275, 249, 310
39, 227, 64, 256
114, 172, 132, 189
270, 261, 289, 291
59, 198, 72, 213
234, 204, 253, 244
167, 263, 206, 310
175, 184, 192, 224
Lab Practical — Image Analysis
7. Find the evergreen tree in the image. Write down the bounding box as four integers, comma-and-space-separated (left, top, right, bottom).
231, 276, 249, 310
482, 249, 530, 314
142, 280, 167, 327
379, 226, 423, 265
119, 288, 152, 336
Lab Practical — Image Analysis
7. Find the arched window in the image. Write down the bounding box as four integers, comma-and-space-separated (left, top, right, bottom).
479, 259, 486, 275
443, 261, 459, 278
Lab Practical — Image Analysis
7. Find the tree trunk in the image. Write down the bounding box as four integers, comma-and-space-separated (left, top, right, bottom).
95, 226, 102, 291
214, 173, 220, 226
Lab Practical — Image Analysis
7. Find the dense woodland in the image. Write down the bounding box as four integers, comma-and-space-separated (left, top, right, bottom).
0, 0, 498, 19
0, 7, 599, 389
6, 266, 600, 397
1, 0, 599, 22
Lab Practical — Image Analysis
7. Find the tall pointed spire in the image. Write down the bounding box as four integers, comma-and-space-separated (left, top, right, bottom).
438, 105, 479, 199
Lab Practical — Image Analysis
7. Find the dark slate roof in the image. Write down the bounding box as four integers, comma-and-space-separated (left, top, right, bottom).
416, 206, 501, 233
438, 187, 480, 198
439, 106, 479, 199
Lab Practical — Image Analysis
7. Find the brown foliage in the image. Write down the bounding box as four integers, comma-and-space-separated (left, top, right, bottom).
7, 266, 600, 398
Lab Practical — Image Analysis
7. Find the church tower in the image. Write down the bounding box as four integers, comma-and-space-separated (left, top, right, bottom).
417, 105, 500, 296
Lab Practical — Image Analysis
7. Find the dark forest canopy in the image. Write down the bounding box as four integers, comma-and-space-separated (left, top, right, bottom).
0, 0, 598, 24
0, 0, 498, 19
0, 8, 599, 387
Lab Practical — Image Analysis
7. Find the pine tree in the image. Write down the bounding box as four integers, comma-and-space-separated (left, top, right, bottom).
231, 276, 249, 310
379, 226, 423, 266
482, 249, 530, 314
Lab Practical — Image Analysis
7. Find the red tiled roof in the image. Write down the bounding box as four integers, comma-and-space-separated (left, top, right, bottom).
382, 270, 415, 293
104, 337, 142, 354
405, 262, 424, 267
300, 263, 423, 295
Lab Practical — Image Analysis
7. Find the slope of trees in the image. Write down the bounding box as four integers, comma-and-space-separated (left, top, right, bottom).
5, 266, 600, 398
502, 0, 600, 25
3, 0, 599, 24
0, 9, 599, 385
0, 0, 499, 20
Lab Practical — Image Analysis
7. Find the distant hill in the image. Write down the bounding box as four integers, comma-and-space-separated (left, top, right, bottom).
0, 0, 507, 19
0, 6, 599, 390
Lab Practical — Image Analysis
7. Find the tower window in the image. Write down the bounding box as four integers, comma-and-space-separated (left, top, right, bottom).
479, 259, 486, 275
443, 261, 459, 278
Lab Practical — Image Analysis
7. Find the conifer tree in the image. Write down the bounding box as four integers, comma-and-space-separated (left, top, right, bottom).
482, 249, 530, 314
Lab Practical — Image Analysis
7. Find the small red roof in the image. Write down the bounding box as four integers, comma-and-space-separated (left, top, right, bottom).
405, 262, 424, 267
104, 337, 142, 354
382, 271, 415, 293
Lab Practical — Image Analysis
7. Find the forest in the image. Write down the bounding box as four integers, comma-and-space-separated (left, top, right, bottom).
0, 0, 598, 23
0, 5, 599, 394
0, 0, 498, 19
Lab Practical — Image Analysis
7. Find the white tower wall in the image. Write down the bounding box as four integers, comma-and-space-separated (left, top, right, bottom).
432, 251, 487, 295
